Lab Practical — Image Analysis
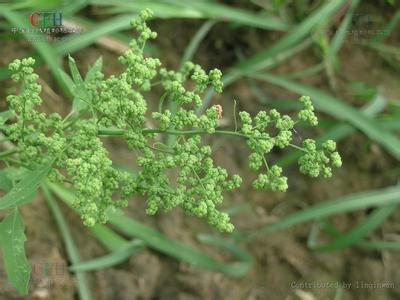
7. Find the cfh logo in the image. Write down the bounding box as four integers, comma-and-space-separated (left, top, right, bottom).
29, 11, 62, 27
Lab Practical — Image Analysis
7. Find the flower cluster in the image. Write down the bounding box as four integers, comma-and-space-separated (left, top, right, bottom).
2, 9, 342, 232
7, 58, 43, 141
134, 136, 241, 232
63, 120, 133, 226
239, 96, 341, 192
298, 95, 318, 126
239, 109, 292, 192
253, 165, 288, 192
152, 105, 220, 133
6, 59, 134, 226
6, 58, 63, 166
298, 139, 342, 178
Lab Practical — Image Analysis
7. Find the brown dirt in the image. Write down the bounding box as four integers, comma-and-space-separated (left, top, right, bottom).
0, 2, 399, 300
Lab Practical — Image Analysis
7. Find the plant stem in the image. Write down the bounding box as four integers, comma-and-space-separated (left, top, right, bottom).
146, 144, 174, 154
158, 93, 168, 113
262, 156, 270, 171
98, 128, 250, 139
288, 143, 308, 153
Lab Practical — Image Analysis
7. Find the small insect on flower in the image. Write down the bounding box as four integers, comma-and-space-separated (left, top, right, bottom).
292, 127, 303, 143
214, 104, 223, 119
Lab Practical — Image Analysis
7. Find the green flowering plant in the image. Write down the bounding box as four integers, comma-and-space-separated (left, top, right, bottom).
0, 9, 341, 234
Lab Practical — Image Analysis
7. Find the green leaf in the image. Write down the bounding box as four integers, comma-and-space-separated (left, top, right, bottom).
68, 55, 84, 84
0, 175, 13, 192
57, 69, 75, 96
85, 57, 103, 83
0, 167, 25, 192
68, 55, 90, 112
0, 163, 52, 209
0, 208, 31, 295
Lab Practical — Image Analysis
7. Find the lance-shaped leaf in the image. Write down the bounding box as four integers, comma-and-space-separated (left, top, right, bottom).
0, 167, 28, 193
68, 55, 91, 113
0, 163, 52, 209
0, 208, 31, 295
85, 56, 103, 83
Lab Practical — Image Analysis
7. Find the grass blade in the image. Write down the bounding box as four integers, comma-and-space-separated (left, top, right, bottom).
56, 14, 137, 55
359, 240, 400, 250
109, 213, 252, 277
46, 183, 252, 276
88, 224, 128, 252
42, 185, 92, 300
197, 233, 252, 274
198, 0, 346, 112
312, 204, 397, 251
45, 181, 141, 252
286, 63, 324, 79
247, 185, 400, 240
370, 10, 400, 44
69, 240, 144, 272
330, 0, 360, 57
9, 0, 65, 10
249, 72, 400, 160
180, 20, 216, 67
185, 0, 288, 31
234, 0, 346, 72
90, 0, 289, 31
